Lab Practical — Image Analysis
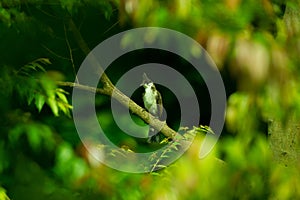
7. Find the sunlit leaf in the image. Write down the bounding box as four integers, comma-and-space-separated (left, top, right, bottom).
47, 98, 59, 116
56, 89, 69, 104
34, 94, 46, 112
0, 187, 10, 200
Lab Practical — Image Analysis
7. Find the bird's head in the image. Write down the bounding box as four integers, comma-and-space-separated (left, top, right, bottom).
143, 82, 156, 90
141, 73, 153, 87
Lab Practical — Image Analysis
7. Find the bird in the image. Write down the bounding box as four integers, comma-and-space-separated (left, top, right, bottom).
141, 73, 163, 143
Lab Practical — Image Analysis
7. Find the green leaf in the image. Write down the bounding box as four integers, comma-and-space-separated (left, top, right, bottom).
0, 7, 12, 27
0, 187, 10, 200
27, 92, 35, 105
26, 63, 38, 71
37, 58, 51, 65
19, 58, 50, 76
9, 122, 55, 153
27, 126, 41, 152
57, 102, 72, 117
54, 142, 89, 184
171, 145, 179, 151
150, 172, 162, 176
47, 98, 59, 116
35, 94, 46, 112
8, 125, 24, 144
194, 125, 215, 135
155, 164, 166, 169
40, 77, 56, 97
56, 89, 69, 104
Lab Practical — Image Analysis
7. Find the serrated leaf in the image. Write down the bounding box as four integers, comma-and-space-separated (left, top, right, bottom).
21, 58, 49, 74
35, 94, 46, 112
165, 149, 172, 153
56, 88, 69, 94
171, 141, 180, 146
149, 152, 158, 161
159, 138, 169, 144
57, 101, 71, 117
109, 152, 116, 157
161, 155, 169, 158
35, 64, 46, 72
47, 98, 59, 116
38, 58, 51, 65
200, 125, 215, 134
26, 64, 38, 71
57, 101, 66, 111
150, 172, 162, 176
18, 71, 31, 76
156, 164, 166, 168
171, 145, 179, 151
56, 90, 68, 103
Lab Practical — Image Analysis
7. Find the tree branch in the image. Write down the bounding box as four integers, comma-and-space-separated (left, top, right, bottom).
57, 80, 178, 139
56, 81, 109, 95
63, 18, 179, 139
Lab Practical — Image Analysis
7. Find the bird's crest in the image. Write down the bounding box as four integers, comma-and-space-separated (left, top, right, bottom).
141, 73, 152, 85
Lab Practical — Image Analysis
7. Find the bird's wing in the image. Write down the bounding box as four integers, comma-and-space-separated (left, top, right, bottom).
157, 91, 163, 118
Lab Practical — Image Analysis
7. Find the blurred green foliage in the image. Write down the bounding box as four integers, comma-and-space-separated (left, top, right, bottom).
0, 0, 300, 199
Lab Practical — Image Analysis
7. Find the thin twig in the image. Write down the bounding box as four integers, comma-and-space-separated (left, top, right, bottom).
64, 24, 79, 83
102, 20, 120, 36
56, 81, 109, 95
42, 44, 70, 60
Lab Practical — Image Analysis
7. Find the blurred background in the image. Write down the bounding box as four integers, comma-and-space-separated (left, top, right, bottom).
1, 0, 300, 199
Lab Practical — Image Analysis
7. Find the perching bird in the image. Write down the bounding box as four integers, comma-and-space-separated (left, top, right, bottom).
141, 73, 163, 143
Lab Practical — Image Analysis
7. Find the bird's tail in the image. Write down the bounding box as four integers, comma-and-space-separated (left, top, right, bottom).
147, 126, 161, 143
